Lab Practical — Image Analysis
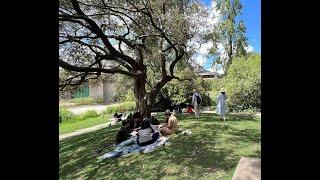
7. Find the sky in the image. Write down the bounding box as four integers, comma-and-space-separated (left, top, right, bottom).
200, 0, 261, 71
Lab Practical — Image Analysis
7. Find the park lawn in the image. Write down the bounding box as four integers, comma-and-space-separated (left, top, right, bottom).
59, 113, 260, 179
59, 114, 111, 135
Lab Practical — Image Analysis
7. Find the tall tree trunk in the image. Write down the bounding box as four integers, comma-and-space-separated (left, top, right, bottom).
133, 76, 147, 116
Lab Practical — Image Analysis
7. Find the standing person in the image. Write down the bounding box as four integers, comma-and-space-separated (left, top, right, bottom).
192, 89, 202, 118
216, 88, 227, 121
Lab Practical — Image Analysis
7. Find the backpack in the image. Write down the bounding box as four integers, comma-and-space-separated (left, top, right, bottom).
195, 94, 201, 104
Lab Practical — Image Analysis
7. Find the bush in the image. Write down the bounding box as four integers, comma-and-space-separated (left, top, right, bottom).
68, 97, 104, 106
77, 110, 99, 120
59, 108, 100, 124
59, 108, 75, 123
104, 101, 135, 114
211, 53, 261, 112
164, 69, 212, 107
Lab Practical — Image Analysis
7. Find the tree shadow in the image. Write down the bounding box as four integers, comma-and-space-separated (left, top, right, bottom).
59, 113, 260, 179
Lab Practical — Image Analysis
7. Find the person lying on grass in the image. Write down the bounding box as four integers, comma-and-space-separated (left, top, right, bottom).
159, 110, 178, 136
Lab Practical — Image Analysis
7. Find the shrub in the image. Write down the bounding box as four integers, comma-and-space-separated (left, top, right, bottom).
78, 110, 99, 119
68, 97, 104, 106
164, 69, 212, 106
59, 108, 75, 123
104, 101, 135, 114
211, 53, 261, 112
59, 109, 100, 124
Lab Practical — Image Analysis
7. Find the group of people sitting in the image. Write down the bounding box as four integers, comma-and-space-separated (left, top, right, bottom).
115, 110, 178, 147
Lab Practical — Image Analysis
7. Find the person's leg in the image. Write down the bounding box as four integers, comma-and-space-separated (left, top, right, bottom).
194, 103, 199, 118
116, 136, 137, 149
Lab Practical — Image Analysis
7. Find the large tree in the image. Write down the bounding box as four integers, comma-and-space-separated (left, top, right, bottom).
59, 0, 206, 117
210, 0, 248, 74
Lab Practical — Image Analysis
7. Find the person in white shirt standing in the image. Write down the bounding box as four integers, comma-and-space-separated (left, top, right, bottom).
192, 89, 202, 119
216, 88, 227, 121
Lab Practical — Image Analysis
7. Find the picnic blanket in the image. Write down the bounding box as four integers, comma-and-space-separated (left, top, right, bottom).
98, 136, 169, 161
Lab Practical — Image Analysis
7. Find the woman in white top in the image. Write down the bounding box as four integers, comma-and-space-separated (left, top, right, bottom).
216, 88, 227, 121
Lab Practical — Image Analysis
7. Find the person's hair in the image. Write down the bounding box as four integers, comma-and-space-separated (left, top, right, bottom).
164, 109, 171, 116
122, 119, 129, 126
133, 112, 142, 119
141, 119, 151, 129
221, 92, 226, 96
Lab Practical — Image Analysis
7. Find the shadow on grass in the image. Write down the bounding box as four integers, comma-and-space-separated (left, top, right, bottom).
59, 113, 261, 179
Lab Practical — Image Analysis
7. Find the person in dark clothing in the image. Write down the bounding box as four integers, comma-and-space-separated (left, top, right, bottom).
132, 112, 143, 129
115, 119, 130, 144
126, 113, 134, 133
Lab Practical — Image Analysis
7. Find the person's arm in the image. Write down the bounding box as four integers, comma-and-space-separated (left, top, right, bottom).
199, 94, 202, 103
191, 94, 195, 104
167, 118, 173, 129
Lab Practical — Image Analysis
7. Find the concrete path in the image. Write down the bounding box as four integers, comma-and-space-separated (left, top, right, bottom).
232, 157, 261, 180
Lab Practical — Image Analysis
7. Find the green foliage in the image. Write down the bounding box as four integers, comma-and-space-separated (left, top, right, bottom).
103, 101, 135, 114
164, 70, 212, 106
67, 97, 104, 106
210, 0, 248, 71
59, 109, 100, 124
59, 108, 75, 123
77, 110, 99, 120
211, 53, 261, 112
110, 74, 135, 102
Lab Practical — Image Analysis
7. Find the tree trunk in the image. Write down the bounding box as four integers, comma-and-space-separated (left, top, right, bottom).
133, 75, 153, 118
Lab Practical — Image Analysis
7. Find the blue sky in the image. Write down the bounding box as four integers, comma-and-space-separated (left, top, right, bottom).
201, 0, 261, 70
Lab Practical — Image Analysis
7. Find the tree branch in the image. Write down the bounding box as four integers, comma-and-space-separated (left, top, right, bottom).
69, 0, 138, 69
59, 59, 137, 77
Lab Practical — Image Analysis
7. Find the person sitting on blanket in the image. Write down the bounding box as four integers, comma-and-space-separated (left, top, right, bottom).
132, 112, 143, 129
116, 118, 160, 148
136, 119, 160, 146
115, 119, 130, 144
159, 110, 178, 135
186, 105, 193, 114
125, 113, 134, 133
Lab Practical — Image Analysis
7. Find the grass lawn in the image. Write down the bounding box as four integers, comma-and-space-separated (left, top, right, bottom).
59, 114, 111, 135
59, 113, 260, 179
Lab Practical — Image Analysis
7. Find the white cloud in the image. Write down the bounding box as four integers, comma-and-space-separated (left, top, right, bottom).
245, 45, 254, 52
194, 54, 207, 66
188, 1, 221, 67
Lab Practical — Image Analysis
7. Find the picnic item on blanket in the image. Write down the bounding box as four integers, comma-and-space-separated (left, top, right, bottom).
182, 129, 192, 135
130, 130, 138, 136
